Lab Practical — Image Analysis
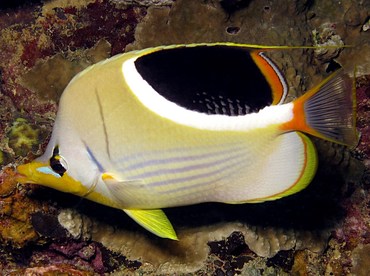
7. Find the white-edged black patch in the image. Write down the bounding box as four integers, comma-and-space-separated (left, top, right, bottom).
135, 45, 273, 116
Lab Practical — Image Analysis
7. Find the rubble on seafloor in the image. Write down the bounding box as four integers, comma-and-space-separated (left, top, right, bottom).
0, 0, 369, 274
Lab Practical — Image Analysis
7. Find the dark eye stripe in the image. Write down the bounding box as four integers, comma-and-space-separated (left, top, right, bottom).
50, 146, 66, 176
52, 146, 59, 157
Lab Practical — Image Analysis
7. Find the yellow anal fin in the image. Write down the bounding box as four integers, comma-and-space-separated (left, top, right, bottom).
252, 132, 318, 202
123, 209, 178, 240
225, 132, 317, 204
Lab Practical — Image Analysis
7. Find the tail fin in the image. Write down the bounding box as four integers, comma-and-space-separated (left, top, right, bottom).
282, 70, 358, 148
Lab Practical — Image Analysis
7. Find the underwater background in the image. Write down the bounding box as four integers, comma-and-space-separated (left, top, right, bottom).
0, 0, 369, 275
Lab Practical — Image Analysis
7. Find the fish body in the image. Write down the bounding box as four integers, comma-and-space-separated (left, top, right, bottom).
17, 43, 357, 239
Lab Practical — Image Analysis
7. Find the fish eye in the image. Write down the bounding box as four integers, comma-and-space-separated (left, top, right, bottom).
49, 146, 68, 176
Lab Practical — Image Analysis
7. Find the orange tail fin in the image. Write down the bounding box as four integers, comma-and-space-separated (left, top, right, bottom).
282, 70, 358, 148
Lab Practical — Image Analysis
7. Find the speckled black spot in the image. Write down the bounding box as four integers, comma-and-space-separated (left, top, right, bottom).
135, 45, 274, 116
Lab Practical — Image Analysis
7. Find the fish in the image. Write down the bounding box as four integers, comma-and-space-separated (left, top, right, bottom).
16, 43, 358, 240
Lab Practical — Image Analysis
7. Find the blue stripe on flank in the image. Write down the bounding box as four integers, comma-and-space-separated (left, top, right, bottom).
127, 149, 245, 180
116, 143, 245, 173
158, 161, 245, 196
148, 153, 248, 189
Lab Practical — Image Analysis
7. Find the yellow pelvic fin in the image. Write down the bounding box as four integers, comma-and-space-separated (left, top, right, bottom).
123, 209, 178, 240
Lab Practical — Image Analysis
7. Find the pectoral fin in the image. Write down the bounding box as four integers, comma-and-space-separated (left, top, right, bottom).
102, 172, 147, 205
123, 209, 178, 240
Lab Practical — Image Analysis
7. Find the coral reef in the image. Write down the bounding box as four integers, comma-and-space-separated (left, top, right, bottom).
0, 167, 47, 249
351, 244, 370, 275
312, 22, 344, 66
7, 118, 41, 156
0, 0, 369, 274
356, 75, 370, 159
19, 39, 112, 102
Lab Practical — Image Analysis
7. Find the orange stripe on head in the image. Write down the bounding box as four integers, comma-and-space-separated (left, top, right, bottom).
251, 51, 287, 105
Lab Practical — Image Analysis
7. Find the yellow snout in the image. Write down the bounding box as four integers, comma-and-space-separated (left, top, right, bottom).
16, 161, 84, 195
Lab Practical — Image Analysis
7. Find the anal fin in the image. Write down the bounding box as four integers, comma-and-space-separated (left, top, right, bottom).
123, 209, 178, 240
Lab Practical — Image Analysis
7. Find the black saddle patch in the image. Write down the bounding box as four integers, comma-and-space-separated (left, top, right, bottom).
134, 45, 274, 116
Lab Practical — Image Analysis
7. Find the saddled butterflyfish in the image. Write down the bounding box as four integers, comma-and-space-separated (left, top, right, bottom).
17, 43, 358, 240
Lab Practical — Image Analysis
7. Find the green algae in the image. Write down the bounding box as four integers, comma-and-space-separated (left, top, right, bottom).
7, 118, 39, 156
